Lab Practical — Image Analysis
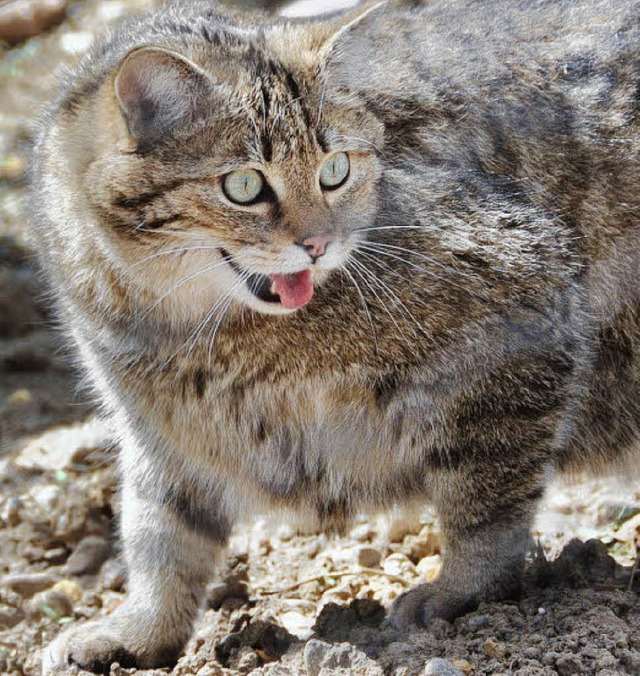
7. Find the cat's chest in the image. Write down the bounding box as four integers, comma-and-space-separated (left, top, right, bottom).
196, 375, 381, 452
159, 371, 448, 491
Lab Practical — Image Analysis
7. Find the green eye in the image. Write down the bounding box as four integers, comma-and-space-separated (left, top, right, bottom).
319, 152, 350, 189
223, 169, 264, 204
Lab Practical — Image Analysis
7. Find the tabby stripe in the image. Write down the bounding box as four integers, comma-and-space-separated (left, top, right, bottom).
142, 216, 182, 230
112, 180, 184, 209
160, 488, 230, 543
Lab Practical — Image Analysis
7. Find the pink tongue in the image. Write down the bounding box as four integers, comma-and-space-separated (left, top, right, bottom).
270, 270, 314, 309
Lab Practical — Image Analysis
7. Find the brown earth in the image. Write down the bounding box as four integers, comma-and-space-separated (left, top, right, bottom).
1, 2, 640, 675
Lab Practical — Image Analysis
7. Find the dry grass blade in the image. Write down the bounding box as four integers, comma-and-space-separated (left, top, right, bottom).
254, 568, 412, 597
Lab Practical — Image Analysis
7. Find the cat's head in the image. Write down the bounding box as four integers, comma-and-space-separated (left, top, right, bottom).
76, 4, 385, 321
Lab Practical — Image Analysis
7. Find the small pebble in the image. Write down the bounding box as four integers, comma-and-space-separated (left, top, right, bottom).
207, 581, 231, 609
28, 588, 74, 620
276, 524, 295, 541
349, 523, 373, 542
261, 666, 294, 675
388, 517, 419, 543
483, 638, 507, 659
7, 388, 31, 405
451, 660, 474, 675
64, 535, 111, 575
237, 648, 259, 670
29, 484, 61, 511
0, 0, 67, 46
53, 579, 82, 603
319, 642, 384, 674
59, 30, 93, 54
279, 610, 314, 638
100, 559, 126, 591
406, 528, 441, 562
2, 571, 58, 598
0, 605, 24, 629
0, 497, 22, 526
383, 553, 416, 577
96, 1, 125, 22
15, 418, 110, 472
466, 613, 490, 629
43, 547, 69, 565
196, 666, 222, 676
416, 554, 442, 582
358, 547, 382, 568
424, 657, 465, 676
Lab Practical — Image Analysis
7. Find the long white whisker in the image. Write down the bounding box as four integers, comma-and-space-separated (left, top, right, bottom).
358, 242, 444, 280
134, 225, 205, 238
364, 240, 475, 278
357, 251, 435, 325
132, 252, 253, 329
341, 263, 377, 350
118, 246, 228, 284
357, 249, 440, 308
359, 242, 483, 298
354, 225, 431, 233
260, 86, 268, 128
170, 270, 251, 374
127, 245, 227, 271
351, 254, 435, 345
206, 279, 247, 367
349, 257, 405, 336
362, 241, 465, 281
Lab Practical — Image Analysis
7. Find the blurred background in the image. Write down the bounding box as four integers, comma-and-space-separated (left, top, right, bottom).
1, 2, 639, 674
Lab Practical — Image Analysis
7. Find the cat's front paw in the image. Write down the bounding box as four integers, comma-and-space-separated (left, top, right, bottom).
388, 582, 478, 631
42, 617, 182, 674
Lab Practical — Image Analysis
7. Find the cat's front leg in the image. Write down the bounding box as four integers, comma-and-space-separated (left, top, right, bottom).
389, 437, 550, 630
42, 467, 231, 673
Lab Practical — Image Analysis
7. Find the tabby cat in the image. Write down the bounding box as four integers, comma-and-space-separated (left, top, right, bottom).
31, 0, 639, 671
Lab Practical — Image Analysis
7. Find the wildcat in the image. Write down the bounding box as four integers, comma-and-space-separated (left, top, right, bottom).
30, 0, 639, 671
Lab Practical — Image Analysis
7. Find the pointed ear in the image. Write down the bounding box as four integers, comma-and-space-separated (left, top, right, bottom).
319, 1, 386, 66
114, 47, 211, 149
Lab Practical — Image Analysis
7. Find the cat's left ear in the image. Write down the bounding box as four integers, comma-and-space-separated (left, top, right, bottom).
114, 46, 212, 149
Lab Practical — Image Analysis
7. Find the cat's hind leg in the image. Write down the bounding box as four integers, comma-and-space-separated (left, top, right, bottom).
389, 414, 552, 629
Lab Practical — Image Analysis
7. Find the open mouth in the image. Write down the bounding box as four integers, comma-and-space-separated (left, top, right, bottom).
221, 249, 280, 304
221, 249, 314, 310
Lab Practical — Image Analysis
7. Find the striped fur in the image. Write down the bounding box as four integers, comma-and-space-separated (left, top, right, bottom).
31, 0, 639, 671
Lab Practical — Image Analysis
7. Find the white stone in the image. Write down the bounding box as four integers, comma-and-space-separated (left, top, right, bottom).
424, 658, 464, 676
29, 484, 61, 512
383, 553, 416, 578
97, 1, 126, 21
60, 32, 94, 55
279, 610, 314, 639
16, 418, 110, 471
416, 555, 442, 582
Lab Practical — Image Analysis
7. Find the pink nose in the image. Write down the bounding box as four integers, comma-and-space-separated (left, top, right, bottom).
302, 235, 333, 260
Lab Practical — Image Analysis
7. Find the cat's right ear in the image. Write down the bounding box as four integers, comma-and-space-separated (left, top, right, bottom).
114, 47, 211, 150
319, 2, 386, 67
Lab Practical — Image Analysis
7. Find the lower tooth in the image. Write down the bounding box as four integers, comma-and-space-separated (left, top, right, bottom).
270, 281, 277, 295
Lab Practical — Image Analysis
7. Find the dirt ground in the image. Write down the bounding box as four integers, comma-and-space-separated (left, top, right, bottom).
1, 2, 640, 675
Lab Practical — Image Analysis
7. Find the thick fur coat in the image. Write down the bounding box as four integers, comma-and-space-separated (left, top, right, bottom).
30, 0, 639, 671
